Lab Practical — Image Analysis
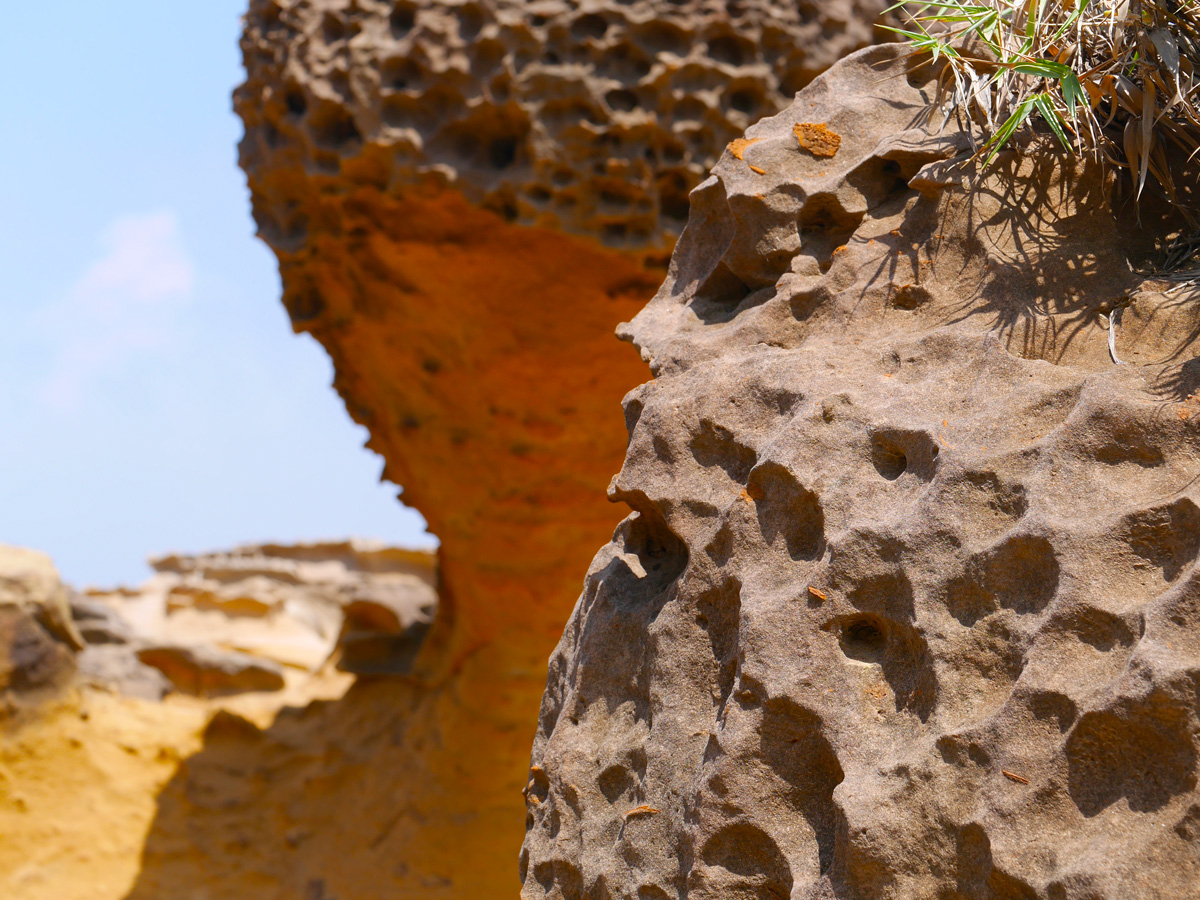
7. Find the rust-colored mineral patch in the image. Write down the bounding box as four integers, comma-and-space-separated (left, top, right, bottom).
794, 121, 843, 157
728, 137, 762, 160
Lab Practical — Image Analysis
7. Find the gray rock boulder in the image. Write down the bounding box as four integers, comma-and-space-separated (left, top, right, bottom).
522, 44, 1200, 900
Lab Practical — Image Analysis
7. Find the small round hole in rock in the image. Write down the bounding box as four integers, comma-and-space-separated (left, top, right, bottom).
390, 3, 416, 36
458, 4, 484, 42
707, 34, 751, 66
489, 136, 519, 169
391, 3, 420, 35
603, 223, 628, 244
383, 57, 423, 91
606, 88, 639, 112
657, 169, 691, 220
870, 436, 908, 480
881, 158, 909, 194
841, 616, 887, 662
570, 13, 608, 40
728, 89, 759, 114
323, 13, 346, 42
285, 89, 307, 117
891, 284, 931, 310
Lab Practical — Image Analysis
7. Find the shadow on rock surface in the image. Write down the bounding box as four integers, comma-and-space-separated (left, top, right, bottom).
123, 674, 507, 900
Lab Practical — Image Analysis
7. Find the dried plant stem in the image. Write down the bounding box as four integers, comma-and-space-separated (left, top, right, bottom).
887, 0, 1200, 217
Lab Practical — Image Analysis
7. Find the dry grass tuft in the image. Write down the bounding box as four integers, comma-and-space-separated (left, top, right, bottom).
889, 0, 1200, 219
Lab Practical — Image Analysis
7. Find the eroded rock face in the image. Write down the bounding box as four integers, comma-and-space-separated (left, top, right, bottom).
0, 541, 440, 900
239, 0, 890, 252
0, 546, 84, 652
0, 546, 82, 703
523, 45, 1200, 900
83, 540, 437, 689
235, 0, 892, 893
135, 644, 287, 696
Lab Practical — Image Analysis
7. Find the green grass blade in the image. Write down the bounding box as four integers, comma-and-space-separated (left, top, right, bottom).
1011, 59, 1076, 79
983, 96, 1037, 165
1033, 92, 1072, 150
896, 1, 994, 11
1050, 0, 1091, 43
1061, 72, 1085, 110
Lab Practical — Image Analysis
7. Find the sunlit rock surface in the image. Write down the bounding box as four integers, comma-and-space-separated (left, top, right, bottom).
233, 0, 892, 893
523, 44, 1200, 900
0, 541, 438, 900
0, 545, 81, 709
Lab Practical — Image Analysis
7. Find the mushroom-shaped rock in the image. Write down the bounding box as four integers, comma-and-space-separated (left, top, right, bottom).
233, 0, 893, 894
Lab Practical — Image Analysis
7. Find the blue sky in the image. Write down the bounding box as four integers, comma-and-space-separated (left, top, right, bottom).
0, 2, 435, 587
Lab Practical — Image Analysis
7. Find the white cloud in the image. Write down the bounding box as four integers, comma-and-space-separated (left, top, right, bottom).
36, 212, 195, 409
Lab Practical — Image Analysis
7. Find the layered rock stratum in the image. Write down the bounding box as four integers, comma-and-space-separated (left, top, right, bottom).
235, 0, 891, 892
90, 540, 437, 685
523, 45, 1200, 900
0, 541, 438, 900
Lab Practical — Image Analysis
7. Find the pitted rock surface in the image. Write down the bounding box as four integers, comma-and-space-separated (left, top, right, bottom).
523, 45, 1200, 900
235, 1, 894, 894
238, 0, 891, 251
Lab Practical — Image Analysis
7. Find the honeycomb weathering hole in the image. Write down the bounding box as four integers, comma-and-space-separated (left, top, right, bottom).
748, 461, 826, 561
390, 3, 416, 35
1121, 497, 1200, 584
870, 436, 907, 480
624, 506, 689, 596
759, 698, 845, 874
869, 428, 940, 482
689, 418, 757, 482
695, 822, 794, 900
1067, 702, 1198, 816
841, 615, 887, 662
695, 578, 741, 708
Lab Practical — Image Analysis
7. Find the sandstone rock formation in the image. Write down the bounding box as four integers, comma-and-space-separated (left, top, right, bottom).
235, 0, 893, 892
239, 0, 889, 251
0, 547, 84, 652
138, 541, 434, 670
0, 546, 82, 706
135, 644, 288, 695
75, 540, 436, 695
0, 689, 211, 900
523, 44, 1200, 899
0, 540, 439, 900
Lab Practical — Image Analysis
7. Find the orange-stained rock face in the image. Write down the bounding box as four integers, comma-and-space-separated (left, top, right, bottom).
232, 0, 892, 894
0, 541, 435, 900
219, 180, 660, 899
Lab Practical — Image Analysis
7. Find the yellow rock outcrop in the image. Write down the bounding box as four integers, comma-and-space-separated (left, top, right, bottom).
5, 2, 897, 898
